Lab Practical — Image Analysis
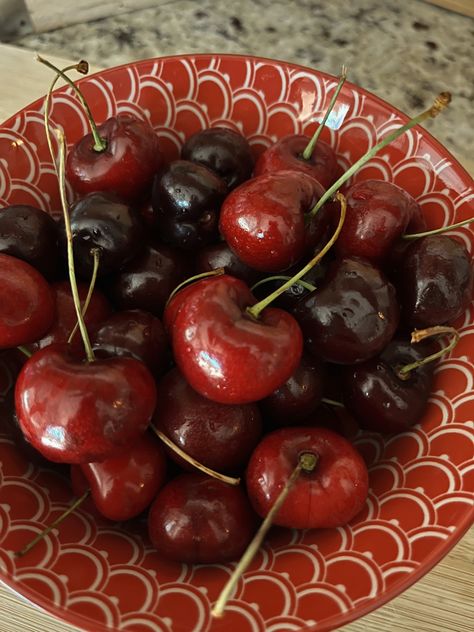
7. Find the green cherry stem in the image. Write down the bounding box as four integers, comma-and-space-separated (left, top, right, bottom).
17, 346, 32, 358
212, 451, 318, 618
321, 397, 345, 408
403, 216, 474, 240
250, 275, 316, 294
15, 490, 90, 558
307, 92, 452, 219
37, 55, 107, 153
166, 267, 225, 306
56, 129, 95, 362
247, 192, 347, 320
397, 326, 460, 379
302, 65, 347, 161
67, 247, 101, 344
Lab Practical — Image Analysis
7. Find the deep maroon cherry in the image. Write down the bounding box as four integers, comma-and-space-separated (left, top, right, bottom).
181, 127, 254, 190
152, 160, 227, 250
0, 205, 60, 279
342, 337, 436, 433
148, 473, 257, 563
195, 241, 262, 286
396, 234, 473, 328
92, 309, 168, 378
66, 113, 163, 203
154, 367, 262, 473
0, 253, 56, 349
293, 257, 399, 364
103, 242, 190, 317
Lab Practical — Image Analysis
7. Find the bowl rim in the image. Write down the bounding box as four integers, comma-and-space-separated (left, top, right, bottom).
0, 51, 473, 632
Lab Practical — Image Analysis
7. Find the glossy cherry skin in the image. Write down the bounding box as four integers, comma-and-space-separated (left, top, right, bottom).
195, 241, 262, 286
0, 205, 60, 279
154, 367, 262, 473
167, 275, 303, 404
103, 242, 189, 318
152, 160, 227, 250
66, 114, 162, 203
246, 426, 368, 529
396, 235, 473, 328
219, 170, 325, 272
35, 281, 111, 354
293, 257, 399, 364
15, 344, 157, 463
335, 180, 421, 263
74, 432, 167, 521
92, 309, 168, 378
254, 134, 338, 189
342, 337, 436, 434
0, 253, 56, 349
260, 355, 324, 426
181, 127, 254, 190
64, 192, 144, 279
148, 473, 257, 563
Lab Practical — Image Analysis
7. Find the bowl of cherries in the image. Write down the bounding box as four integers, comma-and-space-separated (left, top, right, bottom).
0, 53, 473, 632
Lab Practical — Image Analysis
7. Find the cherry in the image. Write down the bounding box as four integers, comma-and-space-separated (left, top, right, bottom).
260, 355, 324, 426
103, 242, 190, 317
92, 309, 168, 377
15, 344, 157, 463
73, 432, 167, 521
154, 367, 262, 473
151, 160, 227, 250
293, 257, 399, 364
166, 274, 303, 404
0, 205, 60, 279
195, 241, 262, 286
396, 235, 473, 328
181, 127, 254, 190
0, 253, 56, 349
246, 426, 368, 529
219, 170, 326, 272
148, 473, 257, 563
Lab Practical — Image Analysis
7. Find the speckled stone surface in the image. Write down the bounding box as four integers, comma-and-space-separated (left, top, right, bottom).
9, 0, 474, 168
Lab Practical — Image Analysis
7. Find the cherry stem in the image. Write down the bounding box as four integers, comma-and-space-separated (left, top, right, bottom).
166, 267, 225, 306
17, 346, 32, 358
403, 216, 474, 240
307, 92, 451, 219
37, 55, 107, 153
56, 129, 95, 362
151, 425, 241, 486
43, 60, 89, 173
321, 397, 345, 408
67, 248, 101, 344
250, 275, 316, 293
397, 326, 460, 379
212, 451, 318, 618
15, 489, 90, 558
247, 192, 347, 320
302, 65, 347, 161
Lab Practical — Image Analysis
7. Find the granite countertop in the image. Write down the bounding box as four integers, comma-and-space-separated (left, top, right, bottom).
3, 0, 473, 167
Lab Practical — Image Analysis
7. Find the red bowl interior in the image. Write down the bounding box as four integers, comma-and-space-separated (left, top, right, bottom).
0, 53, 473, 632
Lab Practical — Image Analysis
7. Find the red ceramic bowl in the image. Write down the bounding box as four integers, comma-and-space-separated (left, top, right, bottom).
0, 54, 473, 632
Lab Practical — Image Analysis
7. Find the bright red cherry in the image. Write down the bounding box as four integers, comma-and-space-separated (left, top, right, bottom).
15, 344, 157, 463
246, 426, 368, 529
0, 253, 56, 349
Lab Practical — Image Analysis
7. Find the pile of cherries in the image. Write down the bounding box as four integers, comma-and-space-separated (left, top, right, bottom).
0, 61, 472, 615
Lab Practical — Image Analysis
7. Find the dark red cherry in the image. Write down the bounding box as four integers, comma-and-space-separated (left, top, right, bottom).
396, 235, 473, 328
154, 367, 262, 473
0, 253, 56, 349
260, 355, 324, 426
152, 160, 227, 250
195, 241, 262, 286
181, 127, 254, 190
254, 134, 338, 189
246, 426, 368, 529
92, 309, 168, 378
148, 473, 257, 563
66, 113, 163, 203
103, 242, 190, 318
63, 192, 144, 279
293, 257, 399, 364
0, 205, 60, 279
342, 337, 436, 433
